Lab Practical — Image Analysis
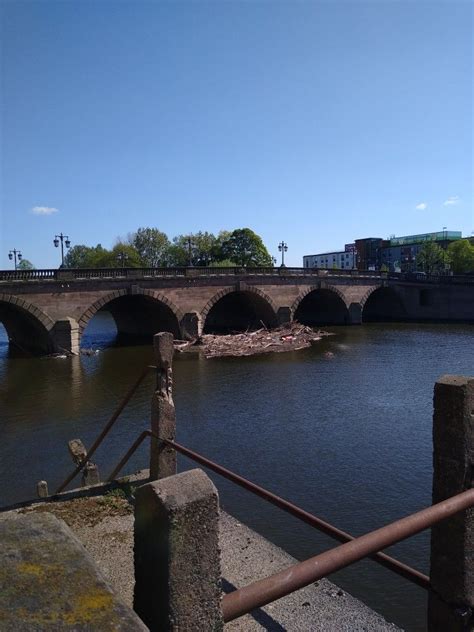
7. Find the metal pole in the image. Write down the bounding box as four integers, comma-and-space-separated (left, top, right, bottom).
161, 437, 429, 589
54, 365, 151, 494
221, 487, 474, 623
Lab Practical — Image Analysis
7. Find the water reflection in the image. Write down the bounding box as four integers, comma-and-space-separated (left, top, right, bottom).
81, 311, 118, 350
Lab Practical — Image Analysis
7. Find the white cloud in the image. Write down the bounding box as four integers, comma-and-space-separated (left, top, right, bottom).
415, 202, 428, 210
31, 206, 59, 215
443, 196, 461, 206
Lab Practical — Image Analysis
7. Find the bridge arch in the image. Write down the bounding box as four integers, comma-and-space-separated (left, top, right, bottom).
0, 293, 55, 355
292, 285, 350, 325
361, 286, 407, 322
202, 287, 278, 334
78, 289, 183, 344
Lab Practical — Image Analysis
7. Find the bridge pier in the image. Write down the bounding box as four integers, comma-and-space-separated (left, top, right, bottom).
181, 311, 201, 340
277, 306, 292, 326
348, 303, 363, 325
51, 318, 80, 355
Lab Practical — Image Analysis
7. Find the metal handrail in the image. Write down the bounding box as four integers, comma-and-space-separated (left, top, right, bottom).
54, 365, 154, 494
106, 431, 429, 590
221, 487, 474, 622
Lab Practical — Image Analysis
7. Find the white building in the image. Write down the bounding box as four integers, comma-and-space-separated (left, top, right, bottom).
303, 247, 356, 270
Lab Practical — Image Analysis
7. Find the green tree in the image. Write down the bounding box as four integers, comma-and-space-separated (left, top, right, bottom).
97, 242, 142, 268
170, 231, 219, 266
17, 259, 35, 270
447, 239, 474, 274
130, 228, 170, 267
221, 228, 272, 267
212, 258, 238, 267
417, 242, 450, 274
64, 244, 109, 268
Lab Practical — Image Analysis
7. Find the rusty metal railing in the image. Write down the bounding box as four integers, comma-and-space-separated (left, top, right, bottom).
221, 487, 474, 622
107, 430, 429, 591
54, 365, 155, 494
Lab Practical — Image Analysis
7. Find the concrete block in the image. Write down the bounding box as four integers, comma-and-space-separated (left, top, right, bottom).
0, 513, 146, 631
134, 469, 223, 631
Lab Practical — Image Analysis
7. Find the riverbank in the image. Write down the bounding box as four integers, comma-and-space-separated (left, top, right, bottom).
176, 322, 333, 358
0, 474, 399, 631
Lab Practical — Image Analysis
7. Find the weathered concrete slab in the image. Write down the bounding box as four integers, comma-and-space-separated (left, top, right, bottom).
0, 512, 147, 631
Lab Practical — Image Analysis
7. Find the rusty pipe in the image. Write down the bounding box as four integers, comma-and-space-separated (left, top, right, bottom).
54, 365, 152, 494
106, 430, 151, 482
161, 437, 429, 590
222, 487, 474, 622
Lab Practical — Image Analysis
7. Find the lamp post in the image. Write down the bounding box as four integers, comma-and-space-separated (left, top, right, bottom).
278, 241, 288, 267
117, 252, 129, 268
187, 236, 193, 267
53, 233, 71, 267
271, 256, 277, 267
8, 249, 22, 270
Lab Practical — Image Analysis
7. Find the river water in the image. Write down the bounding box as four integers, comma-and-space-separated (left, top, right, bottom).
1, 314, 473, 631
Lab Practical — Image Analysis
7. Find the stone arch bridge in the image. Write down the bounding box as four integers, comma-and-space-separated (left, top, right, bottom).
0, 267, 472, 355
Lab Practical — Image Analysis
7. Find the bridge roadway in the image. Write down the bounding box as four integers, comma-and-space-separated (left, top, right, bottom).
0, 267, 472, 355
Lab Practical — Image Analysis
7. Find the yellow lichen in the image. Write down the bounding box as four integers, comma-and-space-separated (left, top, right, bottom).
62, 590, 114, 624
16, 562, 45, 578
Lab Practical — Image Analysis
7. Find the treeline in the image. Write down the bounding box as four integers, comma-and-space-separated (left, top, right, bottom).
411, 240, 474, 275
64, 227, 274, 269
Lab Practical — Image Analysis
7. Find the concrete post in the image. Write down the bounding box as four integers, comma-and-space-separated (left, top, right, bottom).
36, 480, 49, 498
150, 332, 176, 480
134, 469, 223, 632
428, 375, 474, 631
82, 462, 101, 487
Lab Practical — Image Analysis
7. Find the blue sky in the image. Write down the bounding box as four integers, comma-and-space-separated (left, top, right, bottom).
1, 0, 472, 268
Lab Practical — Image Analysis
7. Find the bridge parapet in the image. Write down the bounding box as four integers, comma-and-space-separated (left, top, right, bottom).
0, 266, 387, 284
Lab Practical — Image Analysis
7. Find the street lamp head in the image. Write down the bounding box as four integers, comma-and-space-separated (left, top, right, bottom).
53, 238, 59, 248
17, 252, 22, 260
8, 252, 12, 260
65, 239, 71, 249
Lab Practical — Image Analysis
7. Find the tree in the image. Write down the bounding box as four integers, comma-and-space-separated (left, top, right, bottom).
170, 231, 219, 266
212, 258, 238, 267
447, 239, 474, 274
97, 242, 142, 268
17, 259, 35, 270
221, 228, 273, 267
63, 244, 109, 268
417, 242, 450, 274
130, 228, 171, 267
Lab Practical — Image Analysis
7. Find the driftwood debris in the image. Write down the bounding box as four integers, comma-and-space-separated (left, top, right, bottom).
175, 322, 332, 359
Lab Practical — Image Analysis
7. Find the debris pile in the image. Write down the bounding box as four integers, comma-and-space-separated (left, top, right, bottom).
175, 322, 332, 359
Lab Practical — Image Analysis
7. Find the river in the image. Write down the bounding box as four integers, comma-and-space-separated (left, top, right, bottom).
1, 314, 473, 631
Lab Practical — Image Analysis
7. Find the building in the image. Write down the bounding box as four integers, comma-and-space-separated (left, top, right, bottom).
354, 238, 385, 271
304, 231, 463, 272
379, 231, 462, 272
303, 244, 357, 270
